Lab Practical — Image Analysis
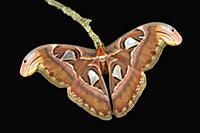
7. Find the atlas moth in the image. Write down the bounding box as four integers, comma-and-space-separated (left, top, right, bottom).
20, 0, 182, 120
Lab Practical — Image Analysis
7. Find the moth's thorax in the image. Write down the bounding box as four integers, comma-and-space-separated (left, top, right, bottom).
96, 46, 109, 74
96, 46, 107, 56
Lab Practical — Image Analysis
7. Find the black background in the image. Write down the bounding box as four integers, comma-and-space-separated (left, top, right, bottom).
2, 0, 198, 132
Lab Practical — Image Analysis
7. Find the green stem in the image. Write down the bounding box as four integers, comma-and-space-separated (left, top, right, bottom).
44, 0, 103, 49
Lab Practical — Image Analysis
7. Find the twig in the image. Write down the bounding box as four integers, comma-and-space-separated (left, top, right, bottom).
44, 0, 103, 49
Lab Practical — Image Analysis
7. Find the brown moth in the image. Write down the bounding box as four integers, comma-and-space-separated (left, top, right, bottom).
20, 0, 182, 120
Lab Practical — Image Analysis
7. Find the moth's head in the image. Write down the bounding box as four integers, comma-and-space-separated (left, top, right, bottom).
155, 23, 182, 46
20, 49, 43, 77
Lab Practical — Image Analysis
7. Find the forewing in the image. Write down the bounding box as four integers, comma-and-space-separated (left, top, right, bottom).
106, 22, 171, 72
